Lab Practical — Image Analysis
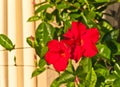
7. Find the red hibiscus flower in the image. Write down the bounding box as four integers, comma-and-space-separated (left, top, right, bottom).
45, 40, 71, 71
63, 22, 99, 62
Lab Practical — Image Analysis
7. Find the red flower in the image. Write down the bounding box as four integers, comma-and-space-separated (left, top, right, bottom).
45, 40, 71, 71
63, 22, 99, 62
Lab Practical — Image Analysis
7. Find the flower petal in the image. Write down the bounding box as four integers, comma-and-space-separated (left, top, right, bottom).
78, 22, 87, 35
48, 40, 60, 51
82, 40, 98, 57
71, 22, 79, 39
86, 28, 99, 43
73, 45, 82, 62
63, 29, 73, 39
53, 57, 68, 71
45, 51, 59, 64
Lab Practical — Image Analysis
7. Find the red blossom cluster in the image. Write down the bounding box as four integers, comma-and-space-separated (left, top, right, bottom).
45, 22, 100, 72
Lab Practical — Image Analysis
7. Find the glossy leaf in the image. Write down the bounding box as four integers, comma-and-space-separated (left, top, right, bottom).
66, 82, 75, 87
114, 63, 120, 76
85, 68, 97, 87
39, 58, 47, 68
27, 15, 40, 22
51, 71, 75, 87
26, 36, 34, 47
97, 44, 111, 60
113, 78, 120, 87
35, 4, 52, 14
95, 0, 110, 3
32, 67, 45, 78
81, 58, 92, 73
66, 60, 74, 73
35, 22, 55, 57
0, 34, 15, 51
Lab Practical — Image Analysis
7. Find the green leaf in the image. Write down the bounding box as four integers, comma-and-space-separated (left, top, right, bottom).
95, 0, 110, 3
81, 58, 92, 73
105, 74, 118, 85
114, 63, 120, 76
66, 60, 74, 73
85, 68, 97, 87
113, 78, 120, 87
35, 4, 52, 14
36, 22, 55, 46
95, 68, 109, 77
51, 71, 75, 87
40, 46, 48, 58
26, 36, 34, 47
102, 29, 119, 42
35, 22, 55, 57
69, 13, 81, 19
0, 34, 15, 51
27, 15, 40, 22
56, 2, 69, 9
32, 67, 45, 78
113, 41, 120, 55
39, 58, 47, 68
66, 82, 75, 87
97, 44, 111, 60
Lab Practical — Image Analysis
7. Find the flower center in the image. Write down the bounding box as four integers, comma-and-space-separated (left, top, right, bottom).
59, 50, 66, 57
76, 39, 84, 46
81, 39, 83, 46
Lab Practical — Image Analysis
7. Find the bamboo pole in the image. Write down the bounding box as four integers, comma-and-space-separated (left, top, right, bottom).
0, 0, 8, 87
22, 0, 37, 87
16, 0, 24, 87
7, 0, 17, 87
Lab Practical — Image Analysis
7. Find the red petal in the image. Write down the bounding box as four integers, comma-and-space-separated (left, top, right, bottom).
82, 40, 98, 57
48, 40, 59, 51
86, 28, 99, 43
63, 29, 73, 39
53, 57, 68, 71
78, 22, 87, 35
45, 51, 59, 64
73, 45, 82, 62
71, 22, 79, 39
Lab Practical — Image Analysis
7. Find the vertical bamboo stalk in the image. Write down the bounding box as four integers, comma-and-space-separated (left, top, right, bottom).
22, 0, 36, 87
16, 0, 24, 87
0, 0, 8, 87
7, 0, 17, 87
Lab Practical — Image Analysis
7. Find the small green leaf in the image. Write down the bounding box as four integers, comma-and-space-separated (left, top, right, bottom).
66, 82, 75, 87
81, 58, 92, 73
39, 58, 47, 68
113, 41, 120, 55
51, 71, 75, 87
105, 74, 118, 85
26, 36, 34, 47
113, 78, 120, 87
85, 68, 97, 87
27, 15, 40, 22
56, 2, 69, 9
97, 44, 111, 60
69, 13, 81, 19
40, 46, 48, 58
95, 68, 109, 77
66, 60, 74, 73
35, 4, 52, 14
32, 67, 45, 78
114, 63, 120, 75
0, 34, 15, 51
95, 0, 110, 3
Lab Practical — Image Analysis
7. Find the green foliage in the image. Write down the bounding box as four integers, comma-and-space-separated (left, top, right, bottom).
28, 0, 120, 86
1, 0, 120, 87
32, 67, 45, 78
0, 34, 15, 51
